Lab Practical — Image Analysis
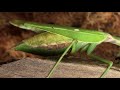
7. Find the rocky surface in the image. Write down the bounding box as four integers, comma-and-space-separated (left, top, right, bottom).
0, 58, 120, 78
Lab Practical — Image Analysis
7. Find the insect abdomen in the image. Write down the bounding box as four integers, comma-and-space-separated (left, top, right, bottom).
14, 32, 72, 56
15, 43, 68, 56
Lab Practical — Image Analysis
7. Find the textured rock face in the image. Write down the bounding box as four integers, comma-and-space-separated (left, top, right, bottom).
0, 12, 120, 63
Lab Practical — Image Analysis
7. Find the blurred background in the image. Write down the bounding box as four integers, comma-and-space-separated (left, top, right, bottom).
1, 12, 120, 64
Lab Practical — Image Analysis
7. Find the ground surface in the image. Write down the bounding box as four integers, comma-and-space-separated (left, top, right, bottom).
0, 58, 120, 78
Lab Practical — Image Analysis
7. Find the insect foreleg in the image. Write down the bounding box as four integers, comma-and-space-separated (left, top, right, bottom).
46, 40, 76, 78
89, 54, 113, 78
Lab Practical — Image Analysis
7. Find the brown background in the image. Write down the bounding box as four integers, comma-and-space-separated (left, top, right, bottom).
0, 12, 120, 64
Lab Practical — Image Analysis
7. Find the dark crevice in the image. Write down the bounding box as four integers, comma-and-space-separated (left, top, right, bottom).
0, 58, 19, 66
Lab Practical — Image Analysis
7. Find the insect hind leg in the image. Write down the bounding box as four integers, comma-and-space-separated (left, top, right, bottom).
46, 40, 76, 78
89, 54, 113, 78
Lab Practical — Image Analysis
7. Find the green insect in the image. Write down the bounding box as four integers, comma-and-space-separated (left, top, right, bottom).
10, 20, 120, 78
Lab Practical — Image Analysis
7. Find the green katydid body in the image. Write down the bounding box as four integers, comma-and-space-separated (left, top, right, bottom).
10, 20, 120, 55
10, 20, 120, 78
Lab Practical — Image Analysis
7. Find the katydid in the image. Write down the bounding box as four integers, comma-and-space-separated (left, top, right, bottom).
10, 20, 120, 78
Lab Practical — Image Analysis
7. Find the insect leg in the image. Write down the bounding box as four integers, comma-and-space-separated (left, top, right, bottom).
89, 54, 113, 78
46, 40, 76, 78
71, 42, 88, 54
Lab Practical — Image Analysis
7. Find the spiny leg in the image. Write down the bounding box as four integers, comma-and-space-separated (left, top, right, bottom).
46, 40, 76, 78
89, 54, 113, 78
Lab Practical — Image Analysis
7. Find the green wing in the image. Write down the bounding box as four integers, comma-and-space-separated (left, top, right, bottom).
10, 20, 108, 43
